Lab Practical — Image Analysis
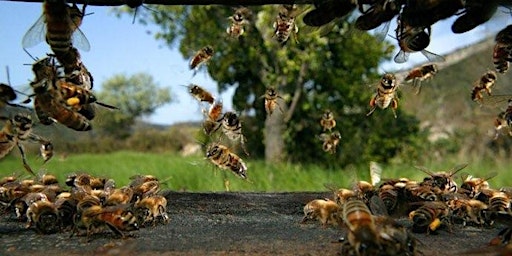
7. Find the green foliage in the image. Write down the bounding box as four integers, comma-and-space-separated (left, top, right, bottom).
119, 5, 428, 167
96, 73, 172, 138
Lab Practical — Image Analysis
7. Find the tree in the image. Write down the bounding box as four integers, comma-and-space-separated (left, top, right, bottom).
96, 72, 172, 138
121, 5, 428, 166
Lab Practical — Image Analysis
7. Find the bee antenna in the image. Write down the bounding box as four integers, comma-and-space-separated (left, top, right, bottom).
132, 7, 139, 24
23, 48, 37, 61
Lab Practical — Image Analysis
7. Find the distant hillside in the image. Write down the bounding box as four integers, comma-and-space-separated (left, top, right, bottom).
396, 37, 512, 159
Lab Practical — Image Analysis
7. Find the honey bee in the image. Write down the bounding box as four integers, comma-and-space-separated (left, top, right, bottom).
460, 172, 497, 198
203, 100, 223, 136
494, 25, 512, 74
301, 198, 341, 227
129, 175, 160, 201
409, 201, 451, 233
303, 0, 356, 30
22, 1, 90, 55
355, 0, 401, 41
318, 131, 341, 154
134, 195, 169, 226
471, 71, 498, 103
220, 111, 249, 155
342, 199, 380, 256
26, 200, 60, 234
273, 5, 300, 45
367, 73, 399, 118
417, 163, 468, 193
54, 192, 77, 229
189, 46, 214, 75
57, 79, 117, 118
73, 204, 139, 240
488, 189, 511, 214
394, 16, 444, 64
400, 0, 464, 28
205, 142, 248, 179
261, 87, 284, 116
451, 0, 499, 34
404, 63, 438, 94
320, 110, 336, 132
447, 198, 489, 226
494, 110, 512, 140
0, 114, 52, 176
186, 84, 215, 104
373, 216, 419, 256
104, 187, 134, 207
226, 7, 251, 38
56, 46, 94, 89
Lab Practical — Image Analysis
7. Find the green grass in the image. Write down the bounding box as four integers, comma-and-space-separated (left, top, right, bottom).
0, 151, 510, 191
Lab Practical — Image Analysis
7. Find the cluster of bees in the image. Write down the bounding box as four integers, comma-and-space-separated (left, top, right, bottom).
302, 162, 512, 255
319, 110, 341, 154
0, 172, 169, 240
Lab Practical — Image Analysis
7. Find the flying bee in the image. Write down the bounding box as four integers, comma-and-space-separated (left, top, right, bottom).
273, 5, 300, 45
220, 111, 249, 155
394, 16, 445, 64
318, 131, 341, 154
367, 73, 399, 118
134, 195, 169, 227
320, 110, 336, 132
451, 0, 499, 34
40, 141, 54, 164
399, 0, 464, 28
260, 87, 284, 116
202, 100, 224, 136
355, 0, 401, 41
417, 163, 468, 193
73, 204, 139, 240
494, 110, 512, 140
459, 172, 497, 198
226, 7, 251, 38
404, 63, 438, 94
301, 198, 341, 227
189, 46, 214, 75
471, 70, 498, 103
447, 198, 488, 226
494, 25, 512, 74
22, 1, 90, 55
25, 200, 60, 234
185, 84, 215, 104
205, 142, 248, 179
0, 114, 52, 176
342, 199, 381, 256
302, 0, 356, 37
408, 201, 451, 233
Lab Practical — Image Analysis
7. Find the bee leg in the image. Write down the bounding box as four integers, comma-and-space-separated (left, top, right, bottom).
17, 143, 35, 176
367, 97, 377, 117
105, 222, 125, 238
391, 99, 398, 118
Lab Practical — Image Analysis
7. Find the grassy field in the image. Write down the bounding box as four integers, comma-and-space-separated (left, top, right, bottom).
0, 150, 510, 192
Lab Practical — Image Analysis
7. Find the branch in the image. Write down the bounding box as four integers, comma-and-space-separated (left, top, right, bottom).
283, 62, 307, 123
6, 0, 315, 6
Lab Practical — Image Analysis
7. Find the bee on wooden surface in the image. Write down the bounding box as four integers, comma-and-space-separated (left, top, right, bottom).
206, 142, 248, 179
487, 189, 511, 214
22, 1, 90, 56
26, 200, 61, 234
134, 195, 169, 226
394, 16, 444, 64
226, 7, 251, 38
261, 87, 284, 116
301, 198, 341, 227
447, 198, 488, 226
399, 0, 464, 28
409, 201, 451, 233
273, 5, 300, 45
220, 111, 249, 155
459, 172, 497, 198
367, 73, 399, 118
0, 114, 52, 176
342, 199, 381, 256
186, 84, 215, 105
471, 70, 498, 103
404, 63, 438, 94
202, 100, 223, 136
417, 163, 468, 193
318, 131, 341, 154
129, 175, 160, 201
320, 110, 336, 132
373, 215, 419, 256
451, 0, 499, 34
104, 187, 134, 207
73, 204, 139, 240
189, 46, 214, 75
494, 25, 512, 74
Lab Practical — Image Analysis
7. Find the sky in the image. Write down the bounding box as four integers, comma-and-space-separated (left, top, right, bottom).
0, 2, 509, 125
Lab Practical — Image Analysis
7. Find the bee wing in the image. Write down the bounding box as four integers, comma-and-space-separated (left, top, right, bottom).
369, 195, 388, 216
421, 50, 445, 63
369, 161, 382, 186
323, 183, 339, 192
22, 15, 46, 49
394, 50, 408, 63
414, 165, 434, 176
318, 133, 330, 141
373, 21, 391, 42
447, 163, 468, 176
480, 94, 512, 108
71, 28, 91, 52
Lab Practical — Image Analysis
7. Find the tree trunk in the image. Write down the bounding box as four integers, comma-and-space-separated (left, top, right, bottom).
264, 97, 286, 163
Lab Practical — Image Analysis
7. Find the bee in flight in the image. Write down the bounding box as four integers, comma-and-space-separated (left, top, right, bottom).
220, 111, 249, 156
189, 46, 214, 76
273, 4, 300, 45
260, 87, 284, 116
471, 70, 497, 103
320, 109, 336, 132
206, 142, 248, 179
404, 63, 438, 94
367, 73, 399, 118
319, 131, 341, 154
494, 25, 512, 74
226, 7, 251, 39
22, 0, 90, 57
186, 84, 215, 105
